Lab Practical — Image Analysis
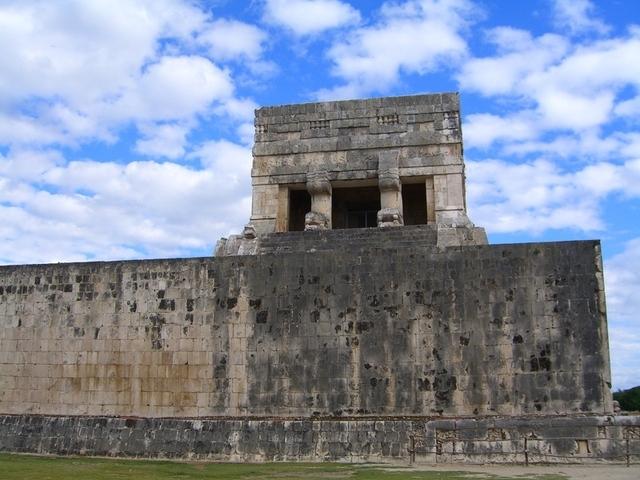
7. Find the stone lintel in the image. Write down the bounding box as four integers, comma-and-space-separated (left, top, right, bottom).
250, 165, 465, 186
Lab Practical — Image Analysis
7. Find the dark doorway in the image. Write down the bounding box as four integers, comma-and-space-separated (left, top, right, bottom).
402, 183, 428, 225
289, 189, 311, 231
332, 186, 380, 229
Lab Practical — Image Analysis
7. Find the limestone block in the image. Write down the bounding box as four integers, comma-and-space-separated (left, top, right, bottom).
445, 173, 465, 210
305, 170, 332, 231
251, 184, 279, 219
0, 239, 612, 422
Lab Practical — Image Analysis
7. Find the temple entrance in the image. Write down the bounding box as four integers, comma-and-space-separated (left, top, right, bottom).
332, 186, 380, 229
288, 189, 311, 231
402, 182, 428, 225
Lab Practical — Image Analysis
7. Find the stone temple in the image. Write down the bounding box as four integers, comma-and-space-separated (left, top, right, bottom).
216, 93, 487, 256
0, 93, 638, 463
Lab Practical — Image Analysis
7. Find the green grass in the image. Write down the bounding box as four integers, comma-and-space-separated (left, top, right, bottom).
0, 453, 567, 480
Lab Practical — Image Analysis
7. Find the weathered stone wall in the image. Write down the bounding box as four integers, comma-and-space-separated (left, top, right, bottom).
253, 93, 462, 174
0, 239, 612, 418
250, 93, 468, 234
2, 414, 638, 463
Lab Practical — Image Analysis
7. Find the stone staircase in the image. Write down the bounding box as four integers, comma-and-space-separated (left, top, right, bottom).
256, 225, 439, 255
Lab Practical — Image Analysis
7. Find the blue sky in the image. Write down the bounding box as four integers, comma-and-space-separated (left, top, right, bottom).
0, 0, 638, 389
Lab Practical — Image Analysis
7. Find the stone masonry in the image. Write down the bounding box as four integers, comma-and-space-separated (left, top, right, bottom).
1, 93, 638, 463
216, 93, 486, 255
2, 237, 637, 463
0, 241, 612, 418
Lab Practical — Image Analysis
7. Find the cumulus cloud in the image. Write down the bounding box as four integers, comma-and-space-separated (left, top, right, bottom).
463, 112, 539, 149
264, 0, 360, 36
614, 95, 640, 118
466, 158, 640, 234
0, 149, 63, 181
0, 145, 252, 264
215, 97, 258, 123
109, 55, 234, 122
460, 26, 640, 149
551, 0, 610, 36
318, 0, 476, 99
459, 28, 569, 97
500, 130, 628, 161
0, 0, 265, 264
604, 238, 640, 389
135, 123, 191, 159
0, 0, 206, 107
198, 18, 267, 60
0, 0, 261, 150
189, 139, 253, 177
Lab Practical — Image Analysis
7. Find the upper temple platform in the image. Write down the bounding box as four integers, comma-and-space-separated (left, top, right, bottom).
217, 93, 487, 255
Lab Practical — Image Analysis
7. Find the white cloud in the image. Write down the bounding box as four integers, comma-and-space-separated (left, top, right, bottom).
458, 28, 569, 96
135, 123, 190, 159
264, 0, 360, 36
501, 130, 625, 160
465, 115, 640, 163
319, 0, 476, 99
529, 35, 640, 94
467, 159, 599, 234
463, 112, 539, 149
460, 27, 640, 149
618, 133, 640, 158
551, 0, 610, 36
216, 97, 258, 122
189, 140, 253, 179
110, 55, 234, 122
198, 18, 267, 60
614, 95, 640, 118
604, 238, 640, 389
0, 145, 252, 264
0, 149, 63, 181
0, 1, 256, 151
0, 0, 263, 262
0, 112, 70, 146
466, 158, 640, 234
535, 88, 615, 130
0, 0, 206, 108
575, 159, 640, 197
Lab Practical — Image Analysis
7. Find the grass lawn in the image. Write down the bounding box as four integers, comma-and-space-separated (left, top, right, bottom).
0, 453, 567, 480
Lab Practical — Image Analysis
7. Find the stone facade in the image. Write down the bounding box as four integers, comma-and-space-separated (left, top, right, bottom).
0, 236, 638, 462
217, 93, 486, 255
0, 240, 613, 419
1, 93, 637, 463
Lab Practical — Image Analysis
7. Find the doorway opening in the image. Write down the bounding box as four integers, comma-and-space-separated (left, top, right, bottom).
402, 182, 428, 225
288, 189, 311, 231
332, 186, 380, 229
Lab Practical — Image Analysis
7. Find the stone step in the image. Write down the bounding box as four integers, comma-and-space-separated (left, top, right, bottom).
256, 225, 439, 254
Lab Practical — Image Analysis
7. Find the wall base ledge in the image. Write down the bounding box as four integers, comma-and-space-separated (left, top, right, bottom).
1, 414, 638, 464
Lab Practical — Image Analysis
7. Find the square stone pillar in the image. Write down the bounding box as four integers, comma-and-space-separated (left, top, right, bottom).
433, 173, 471, 227
275, 186, 289, 233
425, 176, 436, 224
305, 171, 332, 230
377, 150, 403, 227
249, 184, 279, 235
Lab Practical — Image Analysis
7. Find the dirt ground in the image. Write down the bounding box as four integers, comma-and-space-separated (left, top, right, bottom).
406, 463, 640, 480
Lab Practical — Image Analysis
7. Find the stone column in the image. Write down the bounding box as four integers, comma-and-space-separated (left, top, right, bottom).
305, 171, 332, 230
433, 173, 471, 227
425, 176, 436, 224
377, 150, 403, 227
275, 185, 289, 233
